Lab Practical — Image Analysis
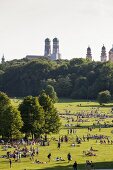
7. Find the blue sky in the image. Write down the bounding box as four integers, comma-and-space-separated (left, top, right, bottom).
0, 0, 113, 61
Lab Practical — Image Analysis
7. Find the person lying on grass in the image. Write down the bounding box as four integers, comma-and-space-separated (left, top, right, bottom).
83, 150, 96, 156
34, 159, 47, 164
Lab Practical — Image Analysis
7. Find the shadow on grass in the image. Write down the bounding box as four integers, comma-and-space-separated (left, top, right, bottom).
58, 98, 89, 103
27, 161, 113, 170
58, 98, 113, 108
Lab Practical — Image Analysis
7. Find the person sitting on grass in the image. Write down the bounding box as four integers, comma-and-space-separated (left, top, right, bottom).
55, 157, 65, 161
85, 160, 91, 170
71, 143, 75, 147
90, 147, 98, 151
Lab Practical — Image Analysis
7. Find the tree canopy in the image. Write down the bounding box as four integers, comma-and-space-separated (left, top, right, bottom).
0, 91, 23, 139
45, 85, 58, 103
97, 90, 111, 105
1, 58, 113, 99
19, 96, 45, 138
39, 92, 61, 134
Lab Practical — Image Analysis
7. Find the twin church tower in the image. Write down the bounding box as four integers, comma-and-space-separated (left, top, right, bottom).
26, 37, 61, 61
86, 45, 113, 62
44, 38, 61, 60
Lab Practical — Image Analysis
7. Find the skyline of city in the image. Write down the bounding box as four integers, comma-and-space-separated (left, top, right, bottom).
0, 0, 113, 61
1, 38, 113, 62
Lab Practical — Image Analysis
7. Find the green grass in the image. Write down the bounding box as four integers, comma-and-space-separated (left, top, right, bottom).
0, 98, 113, 170
55, 98, 113, 113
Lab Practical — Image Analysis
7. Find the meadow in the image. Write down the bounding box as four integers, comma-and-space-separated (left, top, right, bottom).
0, 99, 113, 170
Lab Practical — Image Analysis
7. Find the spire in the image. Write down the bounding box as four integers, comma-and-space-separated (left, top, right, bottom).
86, 46, 92, 60
100, 45, 107, 62
1, 54, 5, 64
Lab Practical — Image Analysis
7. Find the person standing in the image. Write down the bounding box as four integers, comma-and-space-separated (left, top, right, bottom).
73, 161, 77, 170
9, 159, 12, 168
47, 153, 51, 162
57, 141, 61, 149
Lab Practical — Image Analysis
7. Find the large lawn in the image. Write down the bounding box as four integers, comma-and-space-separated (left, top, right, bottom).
0, 98, 113, 170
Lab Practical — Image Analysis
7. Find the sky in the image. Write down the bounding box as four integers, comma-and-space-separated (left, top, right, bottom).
0, 0, 113, 61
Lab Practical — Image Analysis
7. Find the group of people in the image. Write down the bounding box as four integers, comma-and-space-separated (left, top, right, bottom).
1, 139, 96, 170
86, 160, 94, 170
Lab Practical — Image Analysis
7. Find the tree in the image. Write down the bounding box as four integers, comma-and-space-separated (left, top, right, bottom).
0, 91, 23, 139
45, 85, 58, 103
19, 96, 45, 138
1, 106, 23, 139
97, 90, 111, 105
39, 92, 61, 134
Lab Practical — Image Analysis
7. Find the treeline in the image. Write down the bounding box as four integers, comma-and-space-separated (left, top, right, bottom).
0, 58, 113, 99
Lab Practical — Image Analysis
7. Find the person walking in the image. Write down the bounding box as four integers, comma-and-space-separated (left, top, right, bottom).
67, 153, 72, 163
57, 141, 61, 149
73, 161, 77, 170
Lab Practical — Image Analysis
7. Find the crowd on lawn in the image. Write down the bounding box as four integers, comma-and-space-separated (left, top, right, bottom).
0, 131, 108, 170
1, 107, 113, 170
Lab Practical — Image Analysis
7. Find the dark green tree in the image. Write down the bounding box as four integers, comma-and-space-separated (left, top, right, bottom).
1, 58, 113, 100
45, 85, 58, 103
19, 96, 45, 138
97, 90, 111, 105
39, 92, 61, 134
1, 106, 23, 139
0, 92, 23, 139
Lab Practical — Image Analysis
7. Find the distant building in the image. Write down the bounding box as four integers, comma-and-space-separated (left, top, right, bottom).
109, 45, 113, 62
1, 54, 5, 64
44, 38, 51, 57
86, 46, 92, 60
50, 38, 61, 60
100, 45, 107, 62
26, 55, 44, 60
26, 38, 61, 60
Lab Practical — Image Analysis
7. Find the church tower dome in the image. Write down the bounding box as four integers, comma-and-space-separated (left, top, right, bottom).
53, 37, 59, 42
45, 38, 50, 42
